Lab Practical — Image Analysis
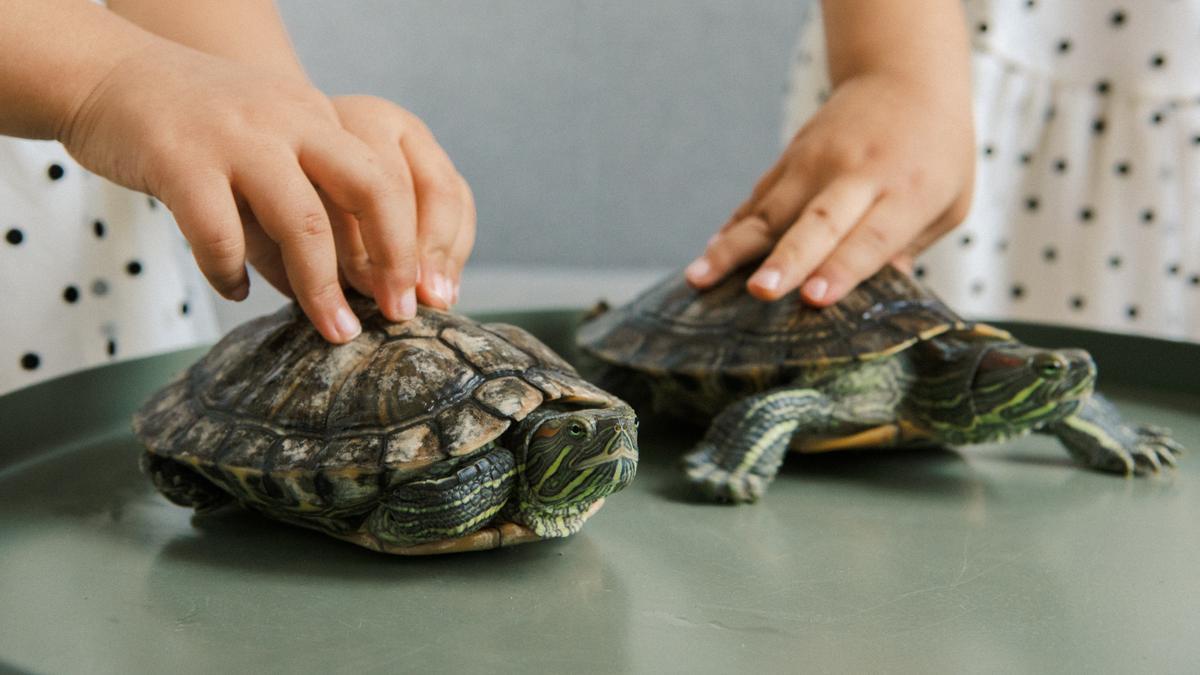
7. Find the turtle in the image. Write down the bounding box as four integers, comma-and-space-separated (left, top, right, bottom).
577, 263, 1182, 503
133, 297, 638, 555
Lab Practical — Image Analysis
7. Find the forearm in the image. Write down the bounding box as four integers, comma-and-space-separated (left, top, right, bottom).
0, 0, 157, 140
821, 0, 970, 99
107, 0, 308, 81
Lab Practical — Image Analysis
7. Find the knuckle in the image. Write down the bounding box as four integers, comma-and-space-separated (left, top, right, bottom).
304, 279, 345, 307
803, 202, 841, 240
824, 139, 880, 171
373, 246, 419, 281
194, 230, 243, 264
858, 219, 893, 251
422, 179, 460, 206
293, 210, 331, 242
904, 166, 928, 193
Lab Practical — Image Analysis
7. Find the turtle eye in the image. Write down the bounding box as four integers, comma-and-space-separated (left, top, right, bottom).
1034, 354, 1068, 379
567, 422, 587, 438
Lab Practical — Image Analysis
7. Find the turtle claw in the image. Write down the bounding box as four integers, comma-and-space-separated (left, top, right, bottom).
1130, 445, 1163, 476
682, 444, 765, 504
1131, 425, 1185, 475
1052, 400, 1185, 477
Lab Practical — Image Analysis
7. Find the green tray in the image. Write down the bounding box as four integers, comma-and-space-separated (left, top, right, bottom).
2, 311, 1197, 673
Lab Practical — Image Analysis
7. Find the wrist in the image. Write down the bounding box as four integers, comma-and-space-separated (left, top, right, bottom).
0, 0, 159, 141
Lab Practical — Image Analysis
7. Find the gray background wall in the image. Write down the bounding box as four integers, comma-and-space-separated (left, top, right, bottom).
277, 0, 807, 270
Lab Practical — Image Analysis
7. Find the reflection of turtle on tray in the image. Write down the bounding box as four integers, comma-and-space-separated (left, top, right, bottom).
134, 297, 638, 555
579, 264, 1183, 504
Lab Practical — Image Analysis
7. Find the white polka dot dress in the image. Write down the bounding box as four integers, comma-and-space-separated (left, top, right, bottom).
784, 0, 1200, 342
0, 138, 218, 396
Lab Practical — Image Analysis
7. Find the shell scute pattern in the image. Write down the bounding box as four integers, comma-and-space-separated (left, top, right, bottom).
133, 300, 600, 517
577, 265, 964, 377
382, 423, 440, 466
436, 403, 509, 456
474, 376, 544, 419
482, 322, 576, 372
440, 324, 535, 375
324, 336, 476, 431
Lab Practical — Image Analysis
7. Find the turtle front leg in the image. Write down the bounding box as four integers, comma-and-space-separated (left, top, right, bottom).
1042, 394, 1183, 475
683, 387, 834, 503
365, 446, 517, 547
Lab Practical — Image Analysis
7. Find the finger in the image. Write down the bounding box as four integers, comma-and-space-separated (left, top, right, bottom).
300, 131, 418, 321
890, 252, 915, 275
688, 169, 817, 290
444, 189, 477, 304
236, 158, 361, 343
400, 122, 469, 309
804, 194, 929, 307
745, 176, 877, 301
684, 215, 776, 288
320, 191, 374, 296
240, 212, 293, 298
163, 174, 249, 300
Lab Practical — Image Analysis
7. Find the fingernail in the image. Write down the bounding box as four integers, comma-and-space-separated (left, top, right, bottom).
750, 268, 781, 292
399, 287, 417, 319
451, 280, 460, 304
685, 258, 711, 281
802, 276, 829, 301
230, 281, 250, 302
437, 275, 454, 307
334, 306, 362, 341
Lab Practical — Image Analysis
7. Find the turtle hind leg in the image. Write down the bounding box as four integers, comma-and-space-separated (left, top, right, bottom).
365, 446, 518, 548
683, 387, 835, 503
140, 452, 232, 512
1043, 394, 1183, 475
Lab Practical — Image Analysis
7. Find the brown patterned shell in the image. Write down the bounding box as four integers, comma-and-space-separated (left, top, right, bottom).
577, 264, 972, 378
133, 298, 618, 509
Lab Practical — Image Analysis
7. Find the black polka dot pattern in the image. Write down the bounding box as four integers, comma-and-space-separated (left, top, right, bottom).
1, 130, 217, 396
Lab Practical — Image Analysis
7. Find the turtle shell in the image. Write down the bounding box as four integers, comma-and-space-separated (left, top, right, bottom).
577, 264, 972, 378
133, 297, 618, 515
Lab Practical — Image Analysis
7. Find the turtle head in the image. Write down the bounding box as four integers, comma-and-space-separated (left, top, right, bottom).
948, 342, 1096, 442
509, 404, 638, 538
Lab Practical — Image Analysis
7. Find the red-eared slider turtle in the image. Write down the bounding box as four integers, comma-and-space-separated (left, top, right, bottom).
578, 264, 1181, 503
134, 299, 638, 555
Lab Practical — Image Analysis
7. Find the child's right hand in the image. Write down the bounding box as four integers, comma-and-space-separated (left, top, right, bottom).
685, 0, 974, 307
60, 41, 473, 344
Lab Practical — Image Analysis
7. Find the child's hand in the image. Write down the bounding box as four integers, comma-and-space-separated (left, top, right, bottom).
686, 0, 973, 306
329, 95, 475, 310
61, 42, 448, 343
687, 73, 973, 305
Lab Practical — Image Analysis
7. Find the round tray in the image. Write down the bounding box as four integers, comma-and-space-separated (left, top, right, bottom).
2, 311, 1197, 672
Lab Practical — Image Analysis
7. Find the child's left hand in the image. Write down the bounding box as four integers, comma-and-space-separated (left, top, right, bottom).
328, 95, 475, 309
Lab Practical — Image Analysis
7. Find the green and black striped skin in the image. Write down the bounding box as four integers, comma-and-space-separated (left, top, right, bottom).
134, 297, 638, 554
578, 265, 1183, 503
